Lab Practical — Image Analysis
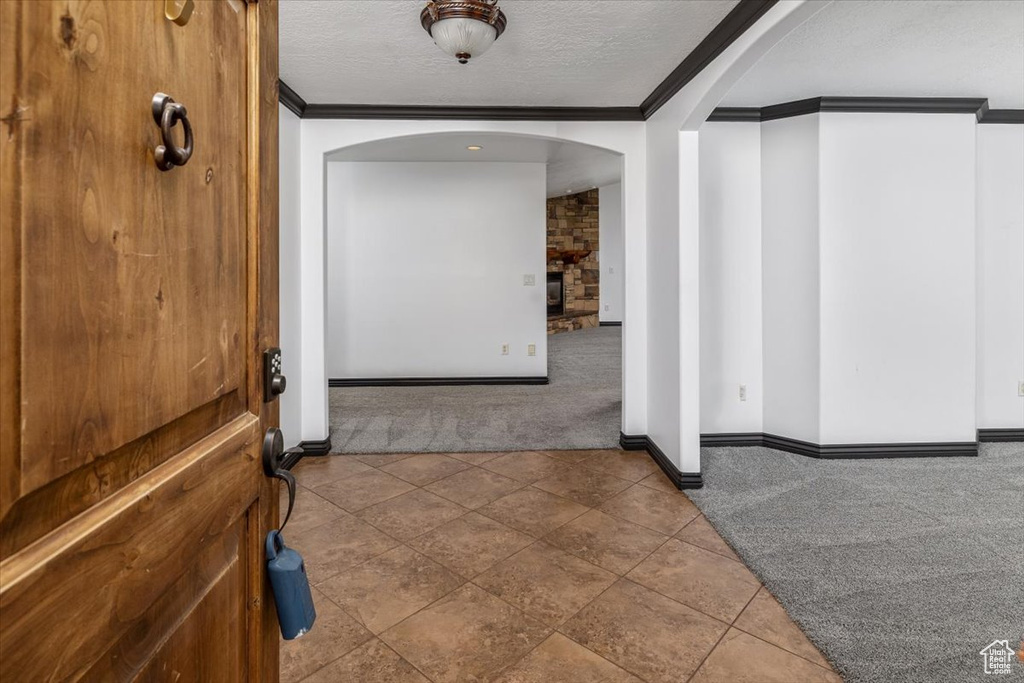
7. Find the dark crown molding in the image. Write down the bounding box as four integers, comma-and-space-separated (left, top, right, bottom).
278, 79, 307, 117
640, 0, 779, 118
979, 109, 1024, 124
302, 103, 643, 121
278, 0, 780, 122
708, 97, 1022, 124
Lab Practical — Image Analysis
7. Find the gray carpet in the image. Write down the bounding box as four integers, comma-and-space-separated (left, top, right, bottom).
329, 326, 621, 453
687, 443, 1024, 683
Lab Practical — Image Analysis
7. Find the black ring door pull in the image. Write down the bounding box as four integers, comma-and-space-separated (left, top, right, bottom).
152, 93, 194, 171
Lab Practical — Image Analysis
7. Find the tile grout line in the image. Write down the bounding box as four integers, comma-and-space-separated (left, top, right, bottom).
681, 585, 763, 683
296, 453, 831, 681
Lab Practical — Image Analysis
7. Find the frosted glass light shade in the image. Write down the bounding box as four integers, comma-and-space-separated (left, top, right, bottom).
430, 17, 498, 63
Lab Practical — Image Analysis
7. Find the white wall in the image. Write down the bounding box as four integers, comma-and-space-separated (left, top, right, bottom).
761, 115, 822, 443
278, 105, 303, 448
598, 183, 624, 323
299, 119, 647, 442
637, 0, 827, 474
699, 122, 763, 434
326, 161, 547, 378
818, 113, 977, 443
977, 125, 1024, 429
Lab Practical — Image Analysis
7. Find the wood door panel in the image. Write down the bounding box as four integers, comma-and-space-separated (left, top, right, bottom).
136, 553, 248, 683
0, 413, 260, 681
0, 0, 280, 679
16, 0, 249, 494
0, 391, 244, 559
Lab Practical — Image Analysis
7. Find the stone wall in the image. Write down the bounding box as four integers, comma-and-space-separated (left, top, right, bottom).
547, 190, 600, 334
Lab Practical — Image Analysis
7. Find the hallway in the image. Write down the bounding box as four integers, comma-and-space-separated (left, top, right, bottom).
280, 449, 838, 682
329, 327, 622, 453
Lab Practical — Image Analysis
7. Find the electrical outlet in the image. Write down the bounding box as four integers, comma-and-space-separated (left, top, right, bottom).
739, 384, 747, 402
501, 343, 509, 356
604, 304, 609, 311
608, 267, 614, 275
523, 274, 535, 286
1019, 380, 1024, 397
527, 344, 536, 356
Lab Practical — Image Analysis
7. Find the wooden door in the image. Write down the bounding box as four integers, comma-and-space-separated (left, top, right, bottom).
0, 0, 281, 680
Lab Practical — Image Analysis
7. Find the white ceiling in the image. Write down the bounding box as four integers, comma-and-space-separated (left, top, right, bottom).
722, 0, 1024, 109
326, 132, 622, 196
280, 0, 738, 107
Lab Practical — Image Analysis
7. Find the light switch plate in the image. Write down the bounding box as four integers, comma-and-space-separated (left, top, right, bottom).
527, 344, 536, 356
523, 274, 535, 286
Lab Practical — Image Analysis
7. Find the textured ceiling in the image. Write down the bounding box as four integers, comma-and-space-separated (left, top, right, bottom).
280, 0, 739, 106
722, 0, 1024, 108
326, 133, 622, 196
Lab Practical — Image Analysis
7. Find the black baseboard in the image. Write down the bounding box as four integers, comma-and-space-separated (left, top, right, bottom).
700, 432, 979, 458
619, 432, 703, 490
281, 436, 334, 471
329, 376, 549, 388
298, 437, 332, 456
619, 432, 648, 451
599, 321, 622, 327
978, 428, 1024, 443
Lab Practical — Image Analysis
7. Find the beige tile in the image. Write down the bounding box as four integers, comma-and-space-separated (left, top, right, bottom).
293, 455, 374, 487
637, 470, 680, 493
475, 542, 616, 627
314, 469, 416, 513
582, 450, 661, 482
533, 466, 633, 508
540, 449, 606, 464
353, 452, 418, 468
733, 588, 832, 669
559, 579, 728, 683
281, 486, 346, 535
408, 512, 536, 578
289, 513, 399, 584
478, 487, 589, 537
318, 546, 465, 634
676, 515, 740, 561
424, 466, 525, 509
447, 451, 505, 465
544, 509, 668, 575
279, 587, 372, 683
627, 539, 760, 623
380, 453, 472, 486
690, 628, 841, 683
302, 638, 429, 683
598, 484, 700, 535
494, 632, 641, 683
355, 489, 467, 541
482, 451, 569, 483
381, 583, 549, 683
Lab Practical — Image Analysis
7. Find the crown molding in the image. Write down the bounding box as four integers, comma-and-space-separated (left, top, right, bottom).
278, 0, 779, 121
978, 109, 1024, 124
278, 79, 307, 117
708, 97, 1022, 123
301, 103, 643, 121
640, 0, 780, 118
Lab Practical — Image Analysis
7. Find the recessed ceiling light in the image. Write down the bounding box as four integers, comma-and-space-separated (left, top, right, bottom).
466, 145, 483, 151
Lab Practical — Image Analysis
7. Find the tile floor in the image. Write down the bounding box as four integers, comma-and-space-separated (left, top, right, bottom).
281, 449, 841, 683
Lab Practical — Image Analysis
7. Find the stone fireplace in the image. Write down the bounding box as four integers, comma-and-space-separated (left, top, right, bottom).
547, 189, 600, 334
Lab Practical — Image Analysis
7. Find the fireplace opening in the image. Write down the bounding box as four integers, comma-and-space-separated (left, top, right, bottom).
547, 272, 564, 317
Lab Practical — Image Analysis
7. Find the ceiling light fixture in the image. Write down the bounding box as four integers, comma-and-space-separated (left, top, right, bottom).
466, 145, 483, 151
421, 0, 507, 65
